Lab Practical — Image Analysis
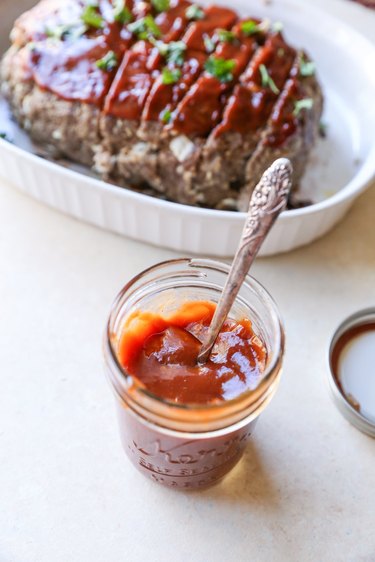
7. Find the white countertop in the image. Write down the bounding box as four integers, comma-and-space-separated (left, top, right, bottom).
1, 172, 375, 562
1, 1, 375, 561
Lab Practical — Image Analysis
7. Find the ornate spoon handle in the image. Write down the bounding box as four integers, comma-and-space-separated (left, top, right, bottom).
197, 158, 293, 364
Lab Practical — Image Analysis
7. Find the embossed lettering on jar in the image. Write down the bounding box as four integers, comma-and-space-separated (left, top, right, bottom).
104, 259, 284, 489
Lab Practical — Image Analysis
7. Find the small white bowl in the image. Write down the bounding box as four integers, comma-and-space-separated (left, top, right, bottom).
0, 0, 374, 256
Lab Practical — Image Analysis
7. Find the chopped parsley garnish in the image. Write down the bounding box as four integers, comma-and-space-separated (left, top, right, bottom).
113, 0, 132, 24
160, 108, 172, 123
259, 64, 280, 94
272, 21, 283, 32
128, 15, 161, 39
96, 50, 118, 71
152, 39, 187, 66
185, 4, 204, 20
240, 20, 259, 35
293, 98, 313, 116
0, 132, 12, 142
162, 67, 182, 84
216, 29, 236, 43
150, 38, 168, 55
319, 121, 327, 138
205, 56, 236, 83
45, 23, 87, 40
166, 41, 187, 65
203, 34, 216, 53
81, 5, 104, 28
27, 42, 37, 52
241, 19, 271, 35
299, 55, 316, 77
203, 29, 236, 53
152, 0, 170, 12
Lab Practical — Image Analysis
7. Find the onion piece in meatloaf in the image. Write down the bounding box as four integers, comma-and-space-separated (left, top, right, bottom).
0, 0, 323, 210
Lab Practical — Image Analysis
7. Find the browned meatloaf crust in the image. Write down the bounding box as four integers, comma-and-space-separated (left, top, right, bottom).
0, 0, 323, 211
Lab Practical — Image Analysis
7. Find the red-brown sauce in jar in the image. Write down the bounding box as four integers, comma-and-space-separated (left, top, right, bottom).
105, 260, 284, 489
119, 300, 267, 404
114, 300, 269, 488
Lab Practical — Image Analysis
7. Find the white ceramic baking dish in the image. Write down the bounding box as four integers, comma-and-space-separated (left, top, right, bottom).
0, 0, 374, 256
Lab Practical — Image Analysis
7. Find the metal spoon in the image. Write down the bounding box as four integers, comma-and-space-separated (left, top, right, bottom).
197, 158, 293, 364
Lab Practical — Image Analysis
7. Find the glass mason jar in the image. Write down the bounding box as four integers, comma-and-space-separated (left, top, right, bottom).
103, 259, 284, 490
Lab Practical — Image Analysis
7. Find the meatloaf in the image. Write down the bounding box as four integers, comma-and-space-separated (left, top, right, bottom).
1, 0, 323, 211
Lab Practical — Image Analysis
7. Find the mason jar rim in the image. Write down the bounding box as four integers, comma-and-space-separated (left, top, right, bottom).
104, 258, 284, 432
